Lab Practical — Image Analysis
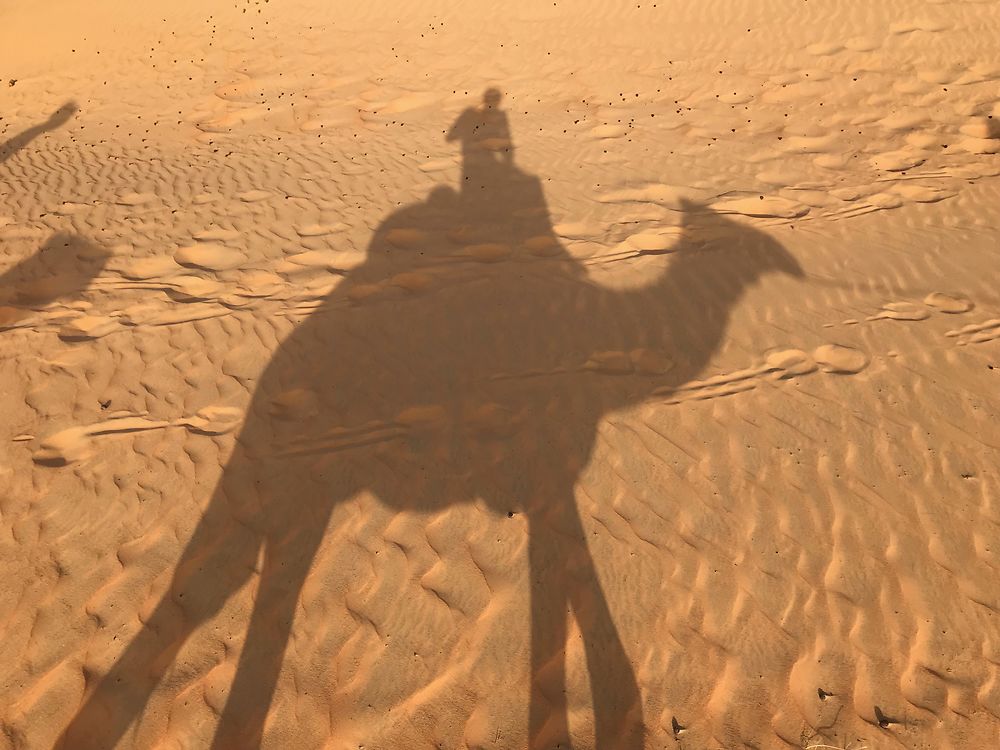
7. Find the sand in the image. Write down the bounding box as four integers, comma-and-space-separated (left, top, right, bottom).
1, 1, 999, 748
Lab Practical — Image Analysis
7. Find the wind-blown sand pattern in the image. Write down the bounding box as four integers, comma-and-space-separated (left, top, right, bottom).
1, 1, 999, 749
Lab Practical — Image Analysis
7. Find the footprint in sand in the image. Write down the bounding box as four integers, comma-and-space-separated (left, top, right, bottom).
657, 343, 868, 405
867, 301, 931, 322
384, 228, 428, 248
418, 158, 457, 173
32, 407, 243, 466
174, 243, 247, 272
278, 250, 364, 273
583, 348, 675, 376
238, 189, 273, 203
164, 275, 225, 302
458, 243, 513, 263
53, 202, 92, 216
295, 223, 348, 237
892, 184, 955, 204
115, 192, 157, 207
58, 315, 119, 341
596, 183, 691, 208
813, 344, 869, 374
869, 150, 927, 172
945, 319, 1000, 346
889, 18, 950, 35
805, 41, 844, 57
712, 195, 810, 220
589, 124, 628, 139
864, 293, 974, 323
194, 227, 242, 243
115, 256, 180, 280
553, 221, 607, 240
924, 292, 974, 314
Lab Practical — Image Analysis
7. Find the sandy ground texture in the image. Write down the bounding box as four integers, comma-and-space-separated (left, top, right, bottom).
2, 1, 1000, 748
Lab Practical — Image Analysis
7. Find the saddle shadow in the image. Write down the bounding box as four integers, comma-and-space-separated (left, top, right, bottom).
0, 232, 109, 328
58, 90, 803, 749
0, 101, 77, 164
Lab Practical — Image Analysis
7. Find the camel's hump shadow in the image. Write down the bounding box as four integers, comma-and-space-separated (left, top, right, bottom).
244, 168, 801, 514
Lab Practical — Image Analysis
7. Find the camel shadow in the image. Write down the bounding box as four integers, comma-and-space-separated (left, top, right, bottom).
0, 232, 109, 329
0, 101, 77, 164
58, 91, 803, 749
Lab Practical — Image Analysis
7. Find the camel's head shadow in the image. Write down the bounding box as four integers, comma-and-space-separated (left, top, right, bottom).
0, 232, 110, 310
0, 101, 78, 164
47, 101, 79, 128
669, 198, 804, 290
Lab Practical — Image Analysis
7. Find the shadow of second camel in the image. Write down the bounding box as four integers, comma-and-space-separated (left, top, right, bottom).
58, 95, 802, 750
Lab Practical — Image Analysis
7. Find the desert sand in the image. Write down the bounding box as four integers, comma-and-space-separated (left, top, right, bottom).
2, 1, 999, 748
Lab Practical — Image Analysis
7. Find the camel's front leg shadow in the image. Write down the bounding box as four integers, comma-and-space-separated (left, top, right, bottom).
528, 485, 644, 750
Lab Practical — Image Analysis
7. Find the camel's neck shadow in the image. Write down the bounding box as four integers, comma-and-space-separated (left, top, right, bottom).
0, 102, 77, 164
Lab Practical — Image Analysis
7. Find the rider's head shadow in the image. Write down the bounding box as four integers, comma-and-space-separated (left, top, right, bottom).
0, 101, 78, 164
446, 88, 515, 207
0, 232, 109, 313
